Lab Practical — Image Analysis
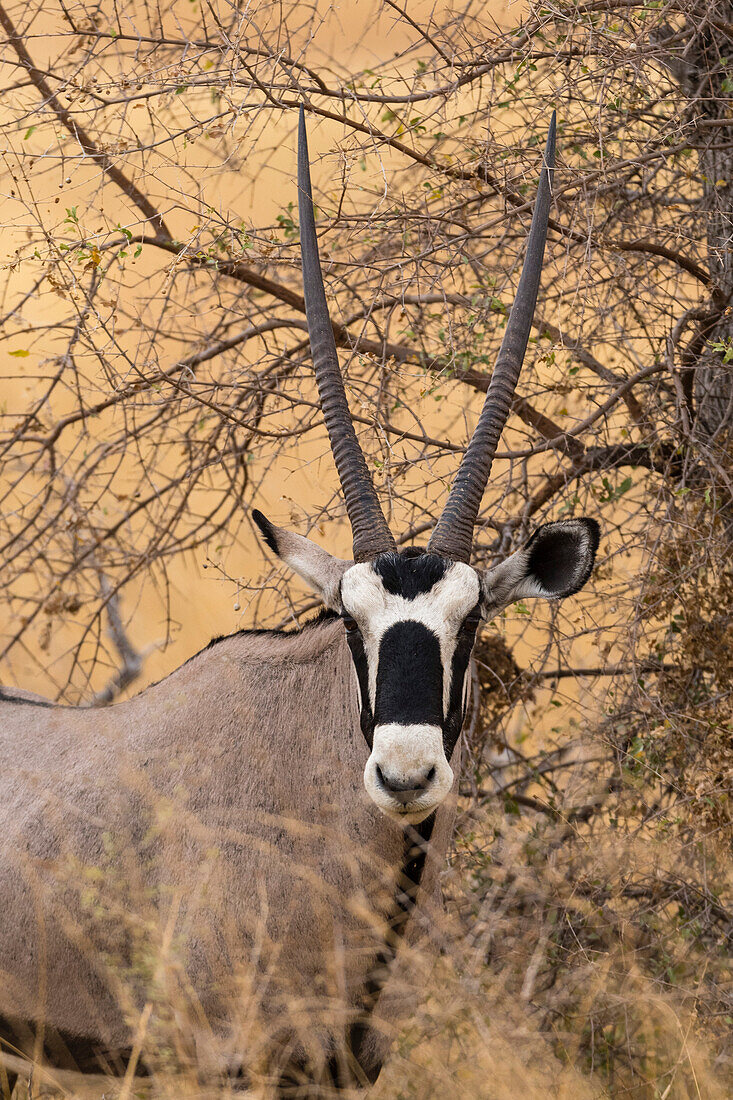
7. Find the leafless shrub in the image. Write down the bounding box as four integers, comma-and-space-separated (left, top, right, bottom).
1, 0, 732, 1096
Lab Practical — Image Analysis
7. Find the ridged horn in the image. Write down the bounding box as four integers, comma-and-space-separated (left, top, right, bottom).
427, 113, 557, 562
297, 107, 396, 562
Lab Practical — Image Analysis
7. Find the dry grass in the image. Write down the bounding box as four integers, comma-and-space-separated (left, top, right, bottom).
1, 791, 729, 1100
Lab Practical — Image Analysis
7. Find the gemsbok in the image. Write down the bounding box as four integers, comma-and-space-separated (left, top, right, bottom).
0, 108, 598, 1096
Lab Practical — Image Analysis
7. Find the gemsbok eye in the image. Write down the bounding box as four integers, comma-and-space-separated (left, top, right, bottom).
342, 615, 359, 634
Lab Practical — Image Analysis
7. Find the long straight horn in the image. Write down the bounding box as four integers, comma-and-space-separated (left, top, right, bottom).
427, 113, 557, 562
297, 107, 396, 562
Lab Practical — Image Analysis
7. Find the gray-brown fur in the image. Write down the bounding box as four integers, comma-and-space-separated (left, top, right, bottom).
0, 614, 457, 1088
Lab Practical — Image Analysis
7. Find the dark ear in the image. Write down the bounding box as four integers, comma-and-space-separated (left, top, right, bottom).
252, 510, 351, 611
481, 518, 599, 614
524, 518, 600, 597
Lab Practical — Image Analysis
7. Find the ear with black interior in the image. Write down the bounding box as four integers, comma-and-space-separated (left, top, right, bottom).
481, 518, 599, 615
252, 510, 351, 611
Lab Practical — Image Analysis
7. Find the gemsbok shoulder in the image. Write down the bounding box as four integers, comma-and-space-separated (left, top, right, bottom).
0, 108, 598, 1096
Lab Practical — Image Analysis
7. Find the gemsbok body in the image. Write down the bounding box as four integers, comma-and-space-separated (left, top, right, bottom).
0, 109, 598, 1096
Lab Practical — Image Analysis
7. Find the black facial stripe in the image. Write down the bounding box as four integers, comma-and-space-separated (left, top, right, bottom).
444, 607, 481, 756
345, 629, 374, 747
374, 621, 443, 727
373, 551, 448, 599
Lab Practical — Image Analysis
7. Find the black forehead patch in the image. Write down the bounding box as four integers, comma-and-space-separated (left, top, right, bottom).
373, 550, 449, 599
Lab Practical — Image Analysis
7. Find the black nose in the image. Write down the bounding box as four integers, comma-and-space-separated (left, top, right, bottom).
375, 764, 436, 804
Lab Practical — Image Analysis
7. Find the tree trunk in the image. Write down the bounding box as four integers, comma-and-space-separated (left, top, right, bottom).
686, 5, 733, 440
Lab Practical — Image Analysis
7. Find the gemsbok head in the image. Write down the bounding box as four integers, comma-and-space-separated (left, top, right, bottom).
253, 108, 599, 826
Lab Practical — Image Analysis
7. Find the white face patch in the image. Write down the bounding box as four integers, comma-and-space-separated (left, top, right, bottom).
341, 561, 479, 819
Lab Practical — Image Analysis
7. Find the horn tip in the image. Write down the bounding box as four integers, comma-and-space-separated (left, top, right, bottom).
545, 110, 557, 167
297, 106, 311, 203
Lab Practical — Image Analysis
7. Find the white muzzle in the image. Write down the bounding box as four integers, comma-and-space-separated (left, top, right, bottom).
363, 723, 454, 823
